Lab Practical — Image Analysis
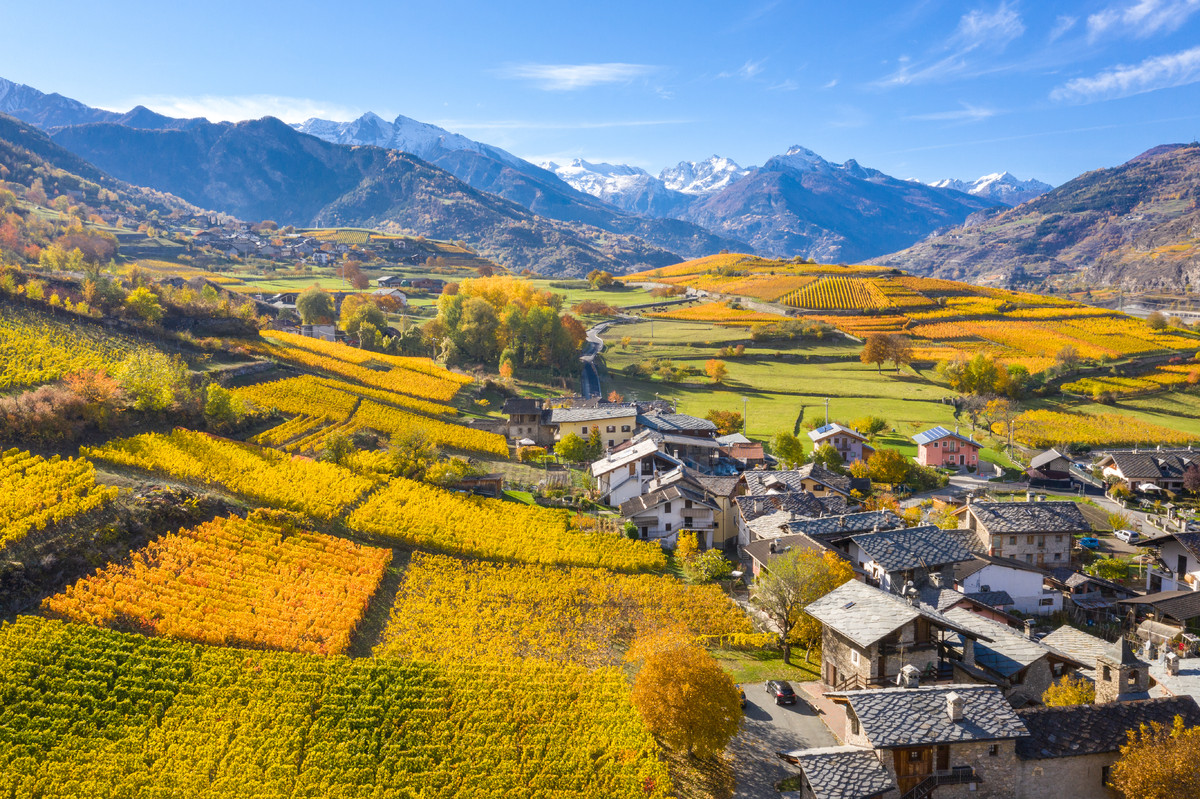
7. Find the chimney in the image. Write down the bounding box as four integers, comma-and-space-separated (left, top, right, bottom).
1166, 650, 1181, 676
963, 638, 977, 668
769, 539, 777, 554
1024, 620, 1035, 640
898, 664, 921, 689
1026, 490, 1033, 503
946, 692, 965, 723
905, 581, 918, 606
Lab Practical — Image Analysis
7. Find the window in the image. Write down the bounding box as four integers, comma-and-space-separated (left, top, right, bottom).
582, 427, 589, 435
1128, 670, 1139, 685
684, 516, 693, 528
608, 440, 614, 447
849, 713, 859, 735
1103, 665, 1111, 681
1010, 536, 1017, 545
813, 484, 825, 492
1027, 535, 1035, 545
1053, 663, 1064, 676
663, 502, 672, 513
1040, 597, 1054, 606
908, 751, 923, 762
1025, 554, 1034, 564
606, 425, 615, 433
1102, 766, 1111, 786
1055, 535, 1063, 543
685, 500, 693, 509
665, 523, 672, 532
932, 442, 939, 448
850, 649, 860, 665
621, 425, 631, 432
988, 744, 999, 757
1054, 553, 1062, 561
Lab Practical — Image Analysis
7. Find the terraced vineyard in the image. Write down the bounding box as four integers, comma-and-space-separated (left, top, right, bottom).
0, 616, 672, 798
0, 449, 119, 551
780, 276, 891, 311
0, 304, 156, 389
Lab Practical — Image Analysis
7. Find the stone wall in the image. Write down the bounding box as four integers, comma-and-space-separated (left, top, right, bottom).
937, 739, 1020, 799
1016, 752, 1118, 799
1007, 658, 1057, 708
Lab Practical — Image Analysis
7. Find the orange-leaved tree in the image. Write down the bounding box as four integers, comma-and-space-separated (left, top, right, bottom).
1109, 714, 1200, 799
628, 632, 742, 758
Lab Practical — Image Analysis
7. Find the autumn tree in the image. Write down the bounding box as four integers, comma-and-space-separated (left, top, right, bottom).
1183, 465, 1200, 494
1146, 311, 1169, 331
1041, 674, 1095, 706
628, 634, 742, 757
124, 286, 164, 323
117, 351, 193, 411
705, 359, 728, 383
607, 390, 624, 402
684, 549, 734, 584
852, 415, 888, 440
771, 431, 807, 468
1110, 714, 1200, 799
705, 409, 744, 435
867, 448, 909, 485
675, 531, 700, 562
752, 549, 855, 663
554, 432, 596, 463
810, 443, 845, 474
586, 269, 615, 289
341, 260, 370, 290
340, 295, 388, 340
860, 333, 891, 373
296, 286, 335, 324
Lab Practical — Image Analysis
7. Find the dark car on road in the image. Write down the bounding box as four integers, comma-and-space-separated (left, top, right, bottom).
766, 680, 797, 705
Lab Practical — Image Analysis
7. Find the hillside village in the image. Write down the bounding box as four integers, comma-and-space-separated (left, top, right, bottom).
4, 33, 1200, 799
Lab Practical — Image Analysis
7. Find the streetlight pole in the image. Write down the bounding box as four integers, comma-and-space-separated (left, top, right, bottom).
742, 397, 748, 435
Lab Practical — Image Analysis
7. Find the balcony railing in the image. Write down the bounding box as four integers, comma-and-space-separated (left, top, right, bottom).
901, 767, 980, 799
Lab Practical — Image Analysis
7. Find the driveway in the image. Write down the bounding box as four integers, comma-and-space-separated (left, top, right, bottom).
730, 682, 838, 799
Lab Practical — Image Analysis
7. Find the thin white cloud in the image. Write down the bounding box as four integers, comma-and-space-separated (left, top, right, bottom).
768, 79, 800, 92
1087, 0, 1200, 41
1050, 45, 1200, 103
495, 62, 657, 91
115, 94, 360, 123
718, 59, 766, 80
908, 103, 999, 122
1049, 15, 1077, 41
821, 78, 839, 90
875, 2, 1025, 87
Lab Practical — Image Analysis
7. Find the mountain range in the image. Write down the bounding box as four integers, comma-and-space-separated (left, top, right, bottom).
1, 75, 1058, 275
927, 172, 1053, 206
877, 143, 1200, 291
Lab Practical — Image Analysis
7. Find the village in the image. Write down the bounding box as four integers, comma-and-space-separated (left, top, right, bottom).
490, 389, 1200, 799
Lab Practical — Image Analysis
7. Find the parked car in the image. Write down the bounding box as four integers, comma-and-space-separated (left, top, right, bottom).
766, 680, 797, 705
1079, 536, 1101, 550
1115, 529, 1141, 543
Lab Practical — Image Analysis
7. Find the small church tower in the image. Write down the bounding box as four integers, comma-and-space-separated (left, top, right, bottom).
1095, 637, 1150, 703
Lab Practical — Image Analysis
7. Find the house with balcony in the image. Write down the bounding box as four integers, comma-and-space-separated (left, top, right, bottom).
849, 525, 976, 595
809, 422, 874, 465
618, 482, 718, 548
955, 554, 1062, 616
1134, 529, 1200, 593
590, 439, 682, 508
742, 464, 868, 501
550, 405, 639, 450
956, 499, 1089, 568
733, 492, 850, 548
913, 426, 981, 469
805, 579, 985, 692
821, 684, 1026, 798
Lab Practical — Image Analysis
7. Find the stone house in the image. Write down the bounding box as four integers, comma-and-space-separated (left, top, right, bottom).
955, 554, 1063, 615
684, 474, 742, 551
501, 398, 552, 446
732, 492, 850, 549
742, 532, 853, 581
808, 422, 874, 465
742, 464, 868, 502
848, 525, 975, 595
550, 405, 639, 450
913, 426, 981, 469
956, 499, 1090, 568
636, 412, 721, 471
1013, 697, 1200, 799
806, 580, 983, 691
826, 684, 1028, 798
940, 608, 1087, 708
1026, 448, 1073, 488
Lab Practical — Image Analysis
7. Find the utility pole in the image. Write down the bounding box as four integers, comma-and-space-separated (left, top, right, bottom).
742, 396, 748, 434
824, 397, 830, 427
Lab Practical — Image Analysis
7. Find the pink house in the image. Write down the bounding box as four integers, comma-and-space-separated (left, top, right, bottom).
913, 426, 981, 468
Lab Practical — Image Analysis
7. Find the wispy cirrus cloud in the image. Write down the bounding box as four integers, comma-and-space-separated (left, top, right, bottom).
1049, 15, 1078, 41
1087, 0, 1200, 42
718, 59, 766, 80
495, 62, 658, 91
875, 2, 1025, 88
1050, 44, 1200, 103
114, 94, 360, 123
907, 103, 999, 122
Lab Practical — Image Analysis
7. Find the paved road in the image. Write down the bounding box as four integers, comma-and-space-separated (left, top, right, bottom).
580, 321, 609, 399
730, 682, 838, 799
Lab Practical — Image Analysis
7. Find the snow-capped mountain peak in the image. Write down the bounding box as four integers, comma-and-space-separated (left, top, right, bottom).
929, 171, 1052, 206
659, 155, 750, 195
762, 145, 830, 175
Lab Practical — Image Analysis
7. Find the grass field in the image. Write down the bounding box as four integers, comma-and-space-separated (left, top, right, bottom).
527, 278, 655, 309
711, 648, 821, 684
603, 319, 960, 443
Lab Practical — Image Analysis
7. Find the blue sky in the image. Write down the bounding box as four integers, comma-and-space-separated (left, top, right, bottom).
4, 0, 1200, 185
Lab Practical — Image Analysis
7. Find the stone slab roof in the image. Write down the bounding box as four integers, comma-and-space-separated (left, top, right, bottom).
944, 608, 1084, 678
735, 493, 847, 526
742, 465, 854, 497
1101, 451, 1200, 481
1016, 697, 1200, 760
1040, 626, 1118, 671
851, 525, 976, 572
744, 532, 832, 568
785, 746, 895, 799
1119, 589, 1200, 622
549, 405, 637, 424
805, 579, 983, 650
636, 412, 718, 433
619, 483, 716, 517
786, 511, 905, 541
964, 589, 1015, 607
830, 685, 1027, 748
689, 474, 741, 498
1029, 448, 1069, 470
966, 501, 1091, 534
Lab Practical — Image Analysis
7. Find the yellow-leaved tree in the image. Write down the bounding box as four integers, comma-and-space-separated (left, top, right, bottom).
751, 548, 855, 663
1041, 674, 1095, 706
1109, 714, 1200, 799
628, 632, 742, 758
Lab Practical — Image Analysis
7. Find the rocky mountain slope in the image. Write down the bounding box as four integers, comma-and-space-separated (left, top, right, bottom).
681, 146, 997, 262
48, 117, 684, 276
929, 172, 1052, 206
877, 144, 1200, 290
